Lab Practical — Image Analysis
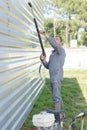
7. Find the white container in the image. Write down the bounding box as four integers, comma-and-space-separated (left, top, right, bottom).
32, 113, 55, 127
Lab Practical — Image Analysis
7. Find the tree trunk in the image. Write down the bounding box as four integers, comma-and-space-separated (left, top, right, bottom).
66, 23, 70, 47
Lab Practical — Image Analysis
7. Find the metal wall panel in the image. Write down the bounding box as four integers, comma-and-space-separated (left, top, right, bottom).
0, 0, 45, 130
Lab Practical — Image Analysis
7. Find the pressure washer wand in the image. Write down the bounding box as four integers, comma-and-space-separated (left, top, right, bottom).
28, 2, 46, 56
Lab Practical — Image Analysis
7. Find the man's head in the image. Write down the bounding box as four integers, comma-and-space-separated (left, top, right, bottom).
55, 36, 62, 45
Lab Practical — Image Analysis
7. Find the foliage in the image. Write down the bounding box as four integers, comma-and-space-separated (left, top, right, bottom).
80, 31, 87, 46
44, 18, 66, 46
44, 18, 54, 37
44, 0, 87, 47
44, 19, 53, 47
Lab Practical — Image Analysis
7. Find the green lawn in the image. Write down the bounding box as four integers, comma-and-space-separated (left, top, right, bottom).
21, 70, 87, 130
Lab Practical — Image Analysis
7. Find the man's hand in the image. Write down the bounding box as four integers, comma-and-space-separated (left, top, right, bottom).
40, 54, 46, 64
39, 30, 49, 39
39, 30, 46, 35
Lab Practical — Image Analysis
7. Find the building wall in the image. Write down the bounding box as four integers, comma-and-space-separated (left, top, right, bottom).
64, 48, 87, 70
0, 0, 45, 130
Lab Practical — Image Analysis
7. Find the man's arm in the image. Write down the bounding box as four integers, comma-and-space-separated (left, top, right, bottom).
39, 30, 63, 55
47, 37, 63, 55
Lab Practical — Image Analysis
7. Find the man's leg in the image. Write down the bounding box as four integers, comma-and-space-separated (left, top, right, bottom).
51, 80, 62, 110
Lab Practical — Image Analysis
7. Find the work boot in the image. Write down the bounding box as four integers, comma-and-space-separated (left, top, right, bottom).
61, 101, 64, 109
54, 102, 61, 110
55, 102, 66, 121
54, 101, 64, 110
61, 101, 66, 120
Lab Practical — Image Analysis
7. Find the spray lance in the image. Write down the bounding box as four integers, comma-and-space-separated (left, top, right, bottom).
28, 2, 46, 61
28, 2, 46, 73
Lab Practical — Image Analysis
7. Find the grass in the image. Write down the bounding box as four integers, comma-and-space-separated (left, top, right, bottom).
21, 70, 87, 130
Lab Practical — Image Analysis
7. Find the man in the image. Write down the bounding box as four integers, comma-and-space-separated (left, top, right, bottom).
39, 30, 66, 111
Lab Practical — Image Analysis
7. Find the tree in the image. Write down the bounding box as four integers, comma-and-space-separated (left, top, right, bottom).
44, 0, 87, 47
53, 0, 78, 47
75, 0, 87, 46
52, 0, 87, 47
44, 18, 54, 47
44, 18, 54, 36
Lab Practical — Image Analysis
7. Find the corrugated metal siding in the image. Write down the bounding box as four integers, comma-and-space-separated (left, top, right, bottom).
0, 0, 45, 130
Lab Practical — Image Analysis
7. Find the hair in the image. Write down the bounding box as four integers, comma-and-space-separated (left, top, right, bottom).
55, 35, 62, 42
